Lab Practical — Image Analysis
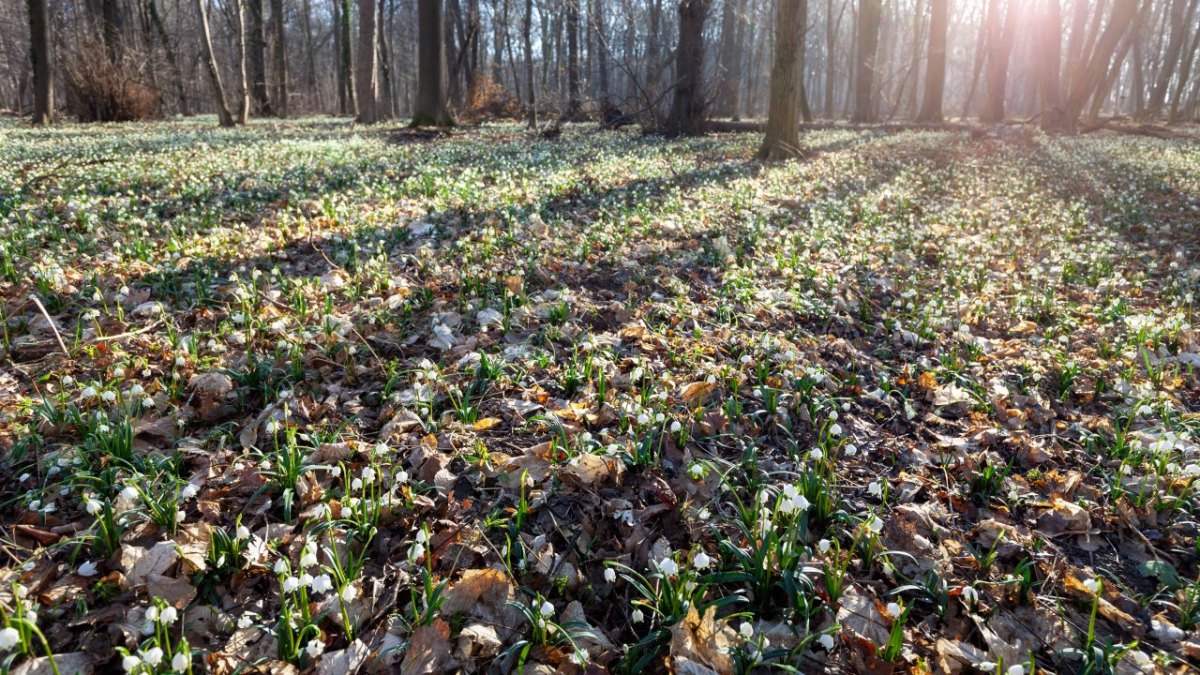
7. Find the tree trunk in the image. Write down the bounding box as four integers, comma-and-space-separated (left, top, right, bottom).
271, 0, 287, 117
197, 0, 235, 125
715, 0, 741, 118
1037, 0, 1073, 132
664, 0, 710, 135
27, 0, 54, 125
1065, 0, 1137, 122
1145, 0, 1197, 118
378, 0, 395, 118
760, 0, 804, 159
356, 0, 379, 122
247, 0, 272, 114
981, 0, 1017, 123
565, 0, 582, 119
851, 0, 881, 123
1168, 17, 1200, 122
524, 0, 536, 126
236, 0, 252, 124
916, 0, 946, 122
414, 0, 455, 125
592, 0, 610, 109
340, 0, 357, 116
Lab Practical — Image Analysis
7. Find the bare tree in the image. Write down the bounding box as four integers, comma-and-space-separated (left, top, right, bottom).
247, 0, 272, 114
355, 0, 379, 122
27, 0, 54, 124
852, 0, 881, 123
663, 0, 710, 135
414, 0, 455, 125
760, 0, 804, 159
196, 0, 236, 126
915, 0, 946, 122
272, 0, 288, 117
981, 0, 1017, 122
524, 0, 536, 127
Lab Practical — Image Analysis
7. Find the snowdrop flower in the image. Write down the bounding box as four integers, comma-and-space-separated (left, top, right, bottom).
85, 497, 103, 515
829, 423, 842, 436
637, 413, 650, 426
120, 485, 139, 501
739, 622, 754, 638
274, 559, 290, 574
122, 655, 142, 672
809, 447, 824, 461
657, 557, 679, 577
305, 639, 325, 658
886, 602, 902, 618
818, 539, 831, 554
312, 574, 333, 593
102, 390, 117, 403
341, 585, 358, 602
961, 586, 978, 604
0, 627, 20, 651
867, 481, 883, 497
539, 600, 555, 617
351, 478, 363, 491
670, 420, 682, 433
62, 375, 74, 387
844, 443, 859, 456
604, 568, 617, 583
160, 606, 178, 624
142, 647, 164, 667
865, 514, 884, 533
631, 608, 645, 623
237, 614, 255, 629
180, 483, 199, 500
236, 525, 251, 540
362, 466, 377, 483
129, 384, 144, 396
300, 548, 318, 568
1006, 666, 1025, 675
976, 661, 997, 672
818, 633, 835, 651
172, 651, 190, 671
409, 542, 426, 561
78, 561, 98, 577
282, 576, 301, 593
82, 386, 97, 399
693, 550, 712, 569
299, 574, 314, 587
1083, 578, 1101, 594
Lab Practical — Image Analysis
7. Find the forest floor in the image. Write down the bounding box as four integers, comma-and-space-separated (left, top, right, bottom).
2, 118, 1200, 675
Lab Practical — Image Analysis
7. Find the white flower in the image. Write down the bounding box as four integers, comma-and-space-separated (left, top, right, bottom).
282, 576, 300, 593
1006, 666, 1026, 675
305, 639, 325, 658
0, 627, 19, 651
78, 561, 98, 577
180, 483, 199, 500
670, 420, 682, 433
867, 481, 883, 497
818, 539, 831, 553
145, 606, 160, 622
300, 549, 318, 568
1083, 578, 1101, 594
299, 574, 314, 587
341, 584, 358, 602
82, 386, 97, 399
631, 608, 644, 623
658, 558, 679, 577
961, 586, 978, 604
976, 661, 997, 672
809, 447, 824, 461
274, 559, 289, 574
120, 486, 139, 501
237, 614, 255, 629
409, 542, 426, 561
172, 651, 190, 671
865, 514, 884, 533
142, 647, 164, 667
637, 413, 650, 425
312, 574, 333, 594
160, 606, 178, 625
844, 443, 859, 456
236, 525, 251, 540
604, 568, 617, 583
739, 622, 753, 638
362, 467, 376, 482
693, 550, 712, 569
829, 423, 842, 436
886, 602, 901, 618
102, 390, 117, 403
122, 654, 142, 672
85, 497, 103, 515
539, 600, 555, 617
818, 633, 835, 651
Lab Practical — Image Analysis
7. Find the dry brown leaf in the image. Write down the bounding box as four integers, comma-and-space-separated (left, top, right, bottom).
669, 605, 735, 675
400, 619, 454, 674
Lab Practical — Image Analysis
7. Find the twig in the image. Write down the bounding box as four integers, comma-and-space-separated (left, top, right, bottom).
93, 319, 164, 343
30, 295, 69, 357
